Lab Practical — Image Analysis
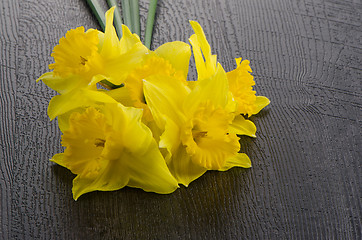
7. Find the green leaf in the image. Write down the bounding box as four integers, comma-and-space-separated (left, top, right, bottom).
86, 0, 106, 31
121, 0, 133, 32
145, 0, 158, 49
130, 0, 140, 36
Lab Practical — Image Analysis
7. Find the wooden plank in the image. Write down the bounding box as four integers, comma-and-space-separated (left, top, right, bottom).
0, 0, 360, 239
0, 0, 18, 239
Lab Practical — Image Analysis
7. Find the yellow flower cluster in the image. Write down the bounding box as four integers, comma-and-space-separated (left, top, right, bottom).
38, 7, 269, 200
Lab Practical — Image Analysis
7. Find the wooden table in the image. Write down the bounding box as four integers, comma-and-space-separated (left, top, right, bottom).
1, 0, 361, 239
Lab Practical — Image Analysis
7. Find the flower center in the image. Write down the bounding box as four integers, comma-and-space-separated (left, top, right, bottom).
180, 102, 240, 169
49, 27, 99, 77
192, 124, 208, 143
94, 138, 106, 147
80, 56, 88, 65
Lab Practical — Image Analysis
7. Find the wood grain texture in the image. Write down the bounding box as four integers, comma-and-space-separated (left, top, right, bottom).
1, 0, 361, 239
0, 0, 18, 238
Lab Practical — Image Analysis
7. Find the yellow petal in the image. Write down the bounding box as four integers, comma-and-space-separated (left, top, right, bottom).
72, 162, 129, 200
37, 72, 85, 94
101, 42, 148, 85
229, 114, 257, 137
99, 7, 121, 58
225, 91, 238, 113
103, 104, 148, 153
252, 96, 270, 115
47, 89, 116, 120
189, 34, 205, 77
126, 142, 179, 194
120, 25, 142, 53
50, 153, 65, 167
218, 153, 251, 171
167, 146, 207, 186
159, 116, 181, 161
143, 75, 190, 126
189, 21, 217, 80
155, 41, 191, 80
184, 63, 229, 115
106, 86, 134, 107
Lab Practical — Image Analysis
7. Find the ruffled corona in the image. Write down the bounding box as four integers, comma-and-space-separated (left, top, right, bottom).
227, 58, 257, 116
60, 107, 112, 179
49, 27, 99, 78
227, 58, 270, 116
180, 101, 240, 170
52, 104, 178, 200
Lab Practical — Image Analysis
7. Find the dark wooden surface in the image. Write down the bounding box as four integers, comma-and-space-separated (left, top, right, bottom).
1, 0, 361, 239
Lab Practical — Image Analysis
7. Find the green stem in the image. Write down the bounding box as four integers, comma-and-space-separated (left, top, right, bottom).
121, 0, 133, 32
130, 0, 140, 36
100, 80, 124, 89
106, 0, 123, 38
85, 0, 106, 31
145, 0, 158, 49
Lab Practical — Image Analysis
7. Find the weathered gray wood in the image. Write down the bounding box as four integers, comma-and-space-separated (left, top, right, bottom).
1, 0, 361, 239
0, 0, 18, 239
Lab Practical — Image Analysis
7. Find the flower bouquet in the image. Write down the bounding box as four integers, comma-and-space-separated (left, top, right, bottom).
38, 3, 269, 200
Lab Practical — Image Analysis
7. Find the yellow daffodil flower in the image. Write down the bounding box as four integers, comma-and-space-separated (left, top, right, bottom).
39, 7, 148, 88
143, 61, 251, 186
189, 21, 269, 117
48, 26, 99, 79
51, 103, 179, 200
37, 27, 100, 93
37, 7, 148, 91
97, 7, 149, 85
107, 41, 191, 123
188, 21, 258, 137
37, 7, 150, 130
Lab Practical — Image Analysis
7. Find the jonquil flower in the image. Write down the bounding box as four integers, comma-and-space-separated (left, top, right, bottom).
42, 7, 148, 88
37, 7, 150, 128
188, 21, 258, 138
189, 21, 270, 117
51, 103, 178, 200
141, 21, 269, 186
143, 61, 252, 186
